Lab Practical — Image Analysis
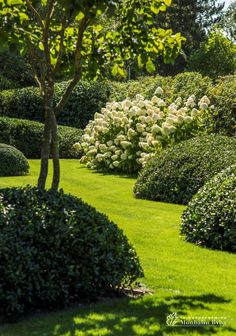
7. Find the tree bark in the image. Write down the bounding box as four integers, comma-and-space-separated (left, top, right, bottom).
51, 111, 60, 191
37, 88, 54, 190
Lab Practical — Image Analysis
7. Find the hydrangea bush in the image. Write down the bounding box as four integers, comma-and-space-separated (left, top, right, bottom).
74, 88, 212, 173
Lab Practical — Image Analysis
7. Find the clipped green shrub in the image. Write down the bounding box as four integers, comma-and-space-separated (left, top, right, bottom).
0, 186, 143, 320
181, 165, 236, 252
134, 135, 236, 205
0, 80, 110, 128
109, 72, 212, 103
0, 117, 82, 159
0, 143, 29, 176
207, 75, 236, 136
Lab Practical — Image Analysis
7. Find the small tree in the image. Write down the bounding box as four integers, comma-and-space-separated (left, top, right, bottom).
187, 29, 236, 79
0, 0, 184, 190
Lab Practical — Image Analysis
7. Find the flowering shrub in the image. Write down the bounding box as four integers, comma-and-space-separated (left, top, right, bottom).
74, 88, 212, 173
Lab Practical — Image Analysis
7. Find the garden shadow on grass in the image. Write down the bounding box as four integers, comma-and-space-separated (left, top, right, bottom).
2, 293, 234, 336
76, 165, 138, 180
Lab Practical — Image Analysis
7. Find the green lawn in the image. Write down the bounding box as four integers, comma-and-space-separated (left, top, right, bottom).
0, 160, 235, 336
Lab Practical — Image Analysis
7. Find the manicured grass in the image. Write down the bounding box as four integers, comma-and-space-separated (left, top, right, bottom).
0, 160, 236, 336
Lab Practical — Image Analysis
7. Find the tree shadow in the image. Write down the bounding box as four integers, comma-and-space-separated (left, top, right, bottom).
76, 165, 138, 180
3, 293, 234, 336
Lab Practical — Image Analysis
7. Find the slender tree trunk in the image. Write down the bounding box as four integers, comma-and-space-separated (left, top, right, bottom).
51, 111, 60, 191
37, 87, 54, 189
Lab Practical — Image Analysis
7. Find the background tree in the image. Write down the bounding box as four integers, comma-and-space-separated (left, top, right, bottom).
0, 0, 184, 191
187, 29, 236, 78
154, 0, 225, 75
219, 0, 236, 42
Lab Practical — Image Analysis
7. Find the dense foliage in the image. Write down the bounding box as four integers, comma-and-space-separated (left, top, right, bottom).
208, 75, 236, 136
181, 165, 236, 252
0, 143, 29, 176
76, 91, 210, 173
0, 81, 110, 129
0, 186, 143, 321
134, 135, 236, 205
0, 51, 34, 89
187, 30, 236, 79
0, 117, 82, 159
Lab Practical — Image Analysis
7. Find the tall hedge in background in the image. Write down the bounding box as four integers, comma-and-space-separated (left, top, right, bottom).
0, 117, 82, 159
0, 81, 110, 129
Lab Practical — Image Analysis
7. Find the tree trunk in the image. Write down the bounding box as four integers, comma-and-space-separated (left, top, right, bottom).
51, 111, 60, 191
37, 88, 54, 190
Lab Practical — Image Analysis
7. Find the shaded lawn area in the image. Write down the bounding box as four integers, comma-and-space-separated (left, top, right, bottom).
0, 160, 235, 336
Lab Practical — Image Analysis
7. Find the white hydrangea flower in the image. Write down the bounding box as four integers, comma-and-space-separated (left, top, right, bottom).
136, 94, 145, 101
104, 151, 112, 158
186, 97, 195, 108
200, 95, 210, 105
111, 155, 118, 161
99, 144, 107, 152
191, 108, 199, 117
117, 134, 126, 141
158, 99, 166, 107
154, 87, 164, 95
175, 97, 182, 105
113, 161, 120, 167
73, 142, 81, 150
151, 125, 162, 134
128, 128, 137, 138
199, 103, 208, 110
121, 141, 132, 149
151, 95, 159, 104
184, 116, 193, 123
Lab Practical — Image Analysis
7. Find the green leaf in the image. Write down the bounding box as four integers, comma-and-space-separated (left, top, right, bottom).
164, 0, 172, 6
146, 58, 155, 73
75, 11, 85, 22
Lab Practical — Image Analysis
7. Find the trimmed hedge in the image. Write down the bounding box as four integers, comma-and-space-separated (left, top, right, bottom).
208, 75, 236, 136
0, 186, 143, 321
181, 165, 236, 252
1, 73, 234, 136
109, 72, 213, 103
0, 143, 29, 176
0, 80, 110, 129
0, 117, 82, 159
134, 135, 236, 205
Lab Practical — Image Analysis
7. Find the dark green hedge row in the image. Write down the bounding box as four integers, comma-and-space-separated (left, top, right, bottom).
134, 135, 236, 205
181, 165, 236, 252
0, 186, 143, 321
0, 143, 29, 176
0, 80, 110, 129
0, 117, 82, 159
0, 73, 235, 135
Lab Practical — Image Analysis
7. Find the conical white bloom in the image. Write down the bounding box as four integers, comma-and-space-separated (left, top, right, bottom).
199, 95, 210, 105
191, 108, 199, 117
113, 161, 120, 167
151, 95, 159, 104
121, 141, 132, 149
154, 87, 164, 95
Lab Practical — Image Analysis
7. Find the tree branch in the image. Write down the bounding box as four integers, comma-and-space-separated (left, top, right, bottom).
25, 0, 44, 30
55, 15, 90, 114
54, 16, 68, 74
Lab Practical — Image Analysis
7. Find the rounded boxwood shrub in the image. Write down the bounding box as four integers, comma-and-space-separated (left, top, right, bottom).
181, 165, 236, 252
134, 135, 236, 205
0, 186, 143, 321
0, 143, 29, 176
